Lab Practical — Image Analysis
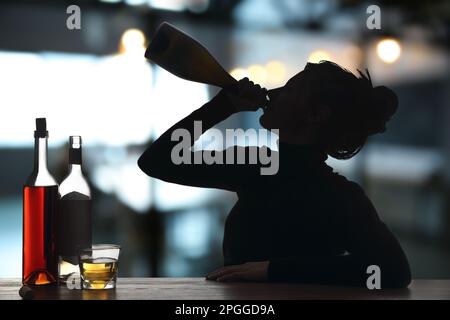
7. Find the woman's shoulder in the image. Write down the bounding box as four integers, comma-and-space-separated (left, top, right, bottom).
325, 172, 373, 205
327, 172, 381, 223
325, 170, 363, 192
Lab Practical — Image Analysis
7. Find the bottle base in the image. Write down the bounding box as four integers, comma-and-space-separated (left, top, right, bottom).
23, 269, 57, 286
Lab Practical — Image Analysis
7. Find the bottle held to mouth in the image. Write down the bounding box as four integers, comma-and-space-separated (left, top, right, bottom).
145, 22, 274, 108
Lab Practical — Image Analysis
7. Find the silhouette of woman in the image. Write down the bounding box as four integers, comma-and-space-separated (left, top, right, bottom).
138, 61, 411, 288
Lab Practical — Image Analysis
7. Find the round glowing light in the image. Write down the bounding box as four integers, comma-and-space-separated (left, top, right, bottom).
376, 38, 401, 64
308, 50, 331, 63
307, 50, 331, 63
343, 45, 363, 62
247, 64, 267, 85
120, 28, 146, 55
230, 68, 249, 81
265, 60, 286, 85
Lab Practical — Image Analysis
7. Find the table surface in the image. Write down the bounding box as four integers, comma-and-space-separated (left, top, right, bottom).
1, 278, 450, 300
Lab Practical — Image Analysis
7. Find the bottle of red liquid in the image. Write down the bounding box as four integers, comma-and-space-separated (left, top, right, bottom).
23, 118, 59, 285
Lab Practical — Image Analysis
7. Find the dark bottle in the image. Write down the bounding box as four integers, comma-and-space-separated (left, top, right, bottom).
145, 22, 275, 102
146, 22, 237, 88
57, 136, 92, 284
23, 118, 59, 286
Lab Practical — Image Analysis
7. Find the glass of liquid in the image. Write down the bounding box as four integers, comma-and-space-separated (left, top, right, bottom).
78, 244, 121, 290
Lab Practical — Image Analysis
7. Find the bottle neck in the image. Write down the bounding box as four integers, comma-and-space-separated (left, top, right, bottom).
66, 145, 85, 180
34, 137, 49, 172
68, 163, 82, 175
69, 145, 82, 166
27, 136, 56, 186
60, 147, 90, 198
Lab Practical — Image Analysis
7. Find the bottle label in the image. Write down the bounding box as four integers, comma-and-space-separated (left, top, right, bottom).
69, 148, 82, 165
58, 192, 92, 265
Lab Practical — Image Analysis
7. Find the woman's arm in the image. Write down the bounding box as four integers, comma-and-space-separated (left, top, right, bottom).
207, 182, 411, 288
267, 182, 411, 288
138, 79, 268, 191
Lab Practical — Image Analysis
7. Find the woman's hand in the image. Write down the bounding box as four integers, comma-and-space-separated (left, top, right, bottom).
222, 78, 268, 112
205, 261, 269, 282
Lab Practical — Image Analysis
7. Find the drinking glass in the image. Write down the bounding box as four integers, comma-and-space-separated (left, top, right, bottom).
78, 244, 121, 290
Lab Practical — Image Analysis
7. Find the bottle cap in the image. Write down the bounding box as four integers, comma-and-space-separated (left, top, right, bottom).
70, 136, 82, 149
69, 135, 82, 165
34, 118, 48, 138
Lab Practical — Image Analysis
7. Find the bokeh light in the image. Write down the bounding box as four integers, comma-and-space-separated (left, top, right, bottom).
376, 38, 402, 64
307, 50, 331, 63
265, 60, 286, 86
119, 28, 147, 56
230, 67, 249, 80
247, 64, 267, 85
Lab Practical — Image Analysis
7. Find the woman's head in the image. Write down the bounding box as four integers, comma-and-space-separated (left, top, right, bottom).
259, 60, 398, 159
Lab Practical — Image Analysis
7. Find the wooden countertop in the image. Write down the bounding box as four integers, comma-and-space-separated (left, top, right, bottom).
1, 278, 449, 300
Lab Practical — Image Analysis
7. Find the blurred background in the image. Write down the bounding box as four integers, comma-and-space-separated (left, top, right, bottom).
0, 0, 449, 279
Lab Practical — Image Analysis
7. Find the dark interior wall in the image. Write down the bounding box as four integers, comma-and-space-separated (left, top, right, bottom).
0, 148, 34, 195
372, 78, 449, 149
0, 148, 64, 195
0, 2, 147, 55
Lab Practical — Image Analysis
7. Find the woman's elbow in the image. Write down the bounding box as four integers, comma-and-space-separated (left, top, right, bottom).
385, 270, 411, 288
383, 260, 412, 288
137, 151, 165, 178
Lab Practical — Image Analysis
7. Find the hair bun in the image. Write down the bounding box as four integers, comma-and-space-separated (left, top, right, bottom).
365, 85, 398, 135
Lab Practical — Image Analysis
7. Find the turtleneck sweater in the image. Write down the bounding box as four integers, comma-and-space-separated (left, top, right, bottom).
138, 92, 411, 288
